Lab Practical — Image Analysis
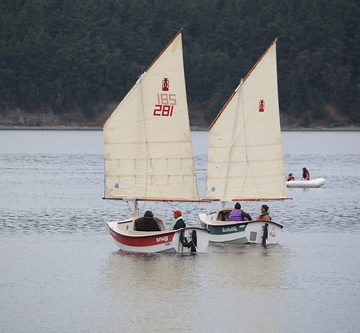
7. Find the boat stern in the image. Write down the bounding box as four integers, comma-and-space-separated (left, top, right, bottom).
244, 221, 283, 245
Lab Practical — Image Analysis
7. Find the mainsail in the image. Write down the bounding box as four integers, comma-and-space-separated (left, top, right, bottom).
103, 31, 199, 201
206, 39, 288, 201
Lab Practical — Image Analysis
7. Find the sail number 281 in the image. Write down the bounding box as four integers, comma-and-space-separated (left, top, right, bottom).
153, 93, 176, 117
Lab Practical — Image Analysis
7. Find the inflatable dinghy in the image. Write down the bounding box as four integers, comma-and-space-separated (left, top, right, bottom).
286, 178, 326, 188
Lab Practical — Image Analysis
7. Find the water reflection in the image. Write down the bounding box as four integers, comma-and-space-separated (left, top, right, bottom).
100, 243, 289, 332
104, 251, 194, 291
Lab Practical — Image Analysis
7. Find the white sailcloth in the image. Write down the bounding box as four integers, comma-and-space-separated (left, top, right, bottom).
103, 32, 199, 201
206, 40, 288, 200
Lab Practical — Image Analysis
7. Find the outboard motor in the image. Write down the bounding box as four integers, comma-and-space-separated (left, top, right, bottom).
262, 223, 269, 246
191, 230, 197, 247
180, 229, 197, 254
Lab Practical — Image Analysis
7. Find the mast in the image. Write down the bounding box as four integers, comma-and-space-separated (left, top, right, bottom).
133, 199, 139, 216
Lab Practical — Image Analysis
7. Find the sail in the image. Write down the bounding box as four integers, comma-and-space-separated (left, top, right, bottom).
103, 32, 199, 201
206, 39, 288, 200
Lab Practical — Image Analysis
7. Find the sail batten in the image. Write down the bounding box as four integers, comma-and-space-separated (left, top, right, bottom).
103, 32, 199, 201
205, 40, 288, 201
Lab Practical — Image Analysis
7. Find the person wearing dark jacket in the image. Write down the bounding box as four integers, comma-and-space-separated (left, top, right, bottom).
173, 210, 186, 229
134, 211, 161, 232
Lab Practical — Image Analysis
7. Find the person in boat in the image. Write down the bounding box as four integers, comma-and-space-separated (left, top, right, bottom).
302, 167, 310, 180
134, 211, 161, 232
173, 210, 186, 229
228, 202, 252, 221
287, 173, 295, 181
257, 204, 271, 221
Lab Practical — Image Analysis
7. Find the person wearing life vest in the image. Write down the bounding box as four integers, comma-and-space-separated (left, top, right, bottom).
173, 210, 186, 229
228, 202, 252, 221
287, 173, 295, 181
302, 167, 310, 180
257, 204, 271, 221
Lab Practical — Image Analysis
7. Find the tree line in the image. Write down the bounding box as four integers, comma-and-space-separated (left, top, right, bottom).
0, 0, 359, 126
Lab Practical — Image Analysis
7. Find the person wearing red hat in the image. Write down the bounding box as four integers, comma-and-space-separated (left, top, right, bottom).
173, 210, 186, 230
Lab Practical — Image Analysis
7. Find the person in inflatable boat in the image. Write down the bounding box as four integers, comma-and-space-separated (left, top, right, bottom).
302, 167, 310, 180
287, 173, 295, 181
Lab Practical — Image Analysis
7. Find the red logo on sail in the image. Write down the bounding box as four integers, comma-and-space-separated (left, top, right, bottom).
154, 78, 176, 117
162, 78, 169, 91
153, 93, 176, 117
258, 99, 265, 112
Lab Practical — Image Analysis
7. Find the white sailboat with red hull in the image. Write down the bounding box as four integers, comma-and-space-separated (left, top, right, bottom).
199, 39, 290, 245
107, 219, 208, 254
103, 30, 209, 254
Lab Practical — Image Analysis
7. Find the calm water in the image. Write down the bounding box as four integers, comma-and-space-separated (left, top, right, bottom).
0, 130, 359, 333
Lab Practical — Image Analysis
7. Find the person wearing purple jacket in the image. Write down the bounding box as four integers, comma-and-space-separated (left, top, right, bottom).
228, 202, 252, 221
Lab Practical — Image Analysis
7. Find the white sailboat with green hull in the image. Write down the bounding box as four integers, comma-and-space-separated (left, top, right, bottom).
199, 38, 290, 245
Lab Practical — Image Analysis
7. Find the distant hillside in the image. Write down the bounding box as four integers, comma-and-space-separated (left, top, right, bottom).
1, 0, 359, 127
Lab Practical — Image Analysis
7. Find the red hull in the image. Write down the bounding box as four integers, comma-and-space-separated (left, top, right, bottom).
109, 228, 175, 247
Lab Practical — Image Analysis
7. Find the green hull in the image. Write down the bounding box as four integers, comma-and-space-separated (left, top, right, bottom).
208, 223, 247, 235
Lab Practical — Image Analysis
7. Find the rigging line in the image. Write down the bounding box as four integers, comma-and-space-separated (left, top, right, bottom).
241, 43, 282, 200
126, 200, 134, 216
103, 157, 106, 199
280, 199, 285, 222
164, 200, 178, 212
189, 128, 200, 200
138, 73, 150, 200
190, 197, 205, 214
104, 197, 129, 221
236, 80, 263, 199
239, 82, 251, 193
139, 114, 196, 203
201, 176, 208, 203
138, 51, 197, 204
138, 70, 168, 203
142, 135, 194, 202
192, 154, 200, 200
142, 42, 198, 203
139, 200, 146, 213
222, 80, 244, 200
200, 159, 210, 204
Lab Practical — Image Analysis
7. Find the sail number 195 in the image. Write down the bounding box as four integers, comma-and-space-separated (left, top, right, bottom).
153, 93, 176, 117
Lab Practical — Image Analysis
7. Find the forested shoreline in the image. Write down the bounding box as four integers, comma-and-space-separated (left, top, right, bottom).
1, 0, 359, 128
